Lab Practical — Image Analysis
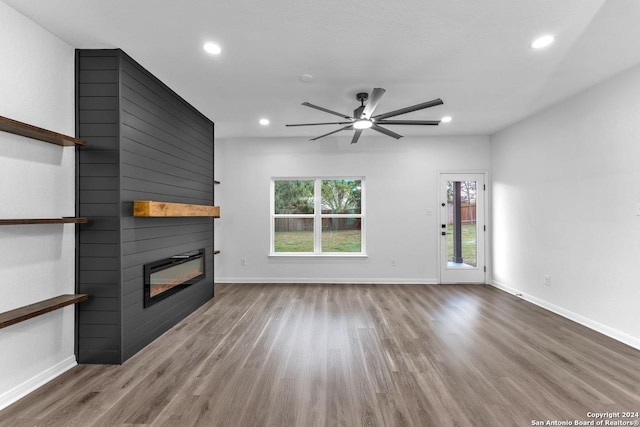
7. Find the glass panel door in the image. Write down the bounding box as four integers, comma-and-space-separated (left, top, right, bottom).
439, 173, 486, 283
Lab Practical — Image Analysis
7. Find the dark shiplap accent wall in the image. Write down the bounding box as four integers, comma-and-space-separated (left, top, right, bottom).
76, 49, 214, 364
77, 50, 122, 364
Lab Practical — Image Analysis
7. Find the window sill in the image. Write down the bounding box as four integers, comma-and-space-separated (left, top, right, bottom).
269, 253, 368, 258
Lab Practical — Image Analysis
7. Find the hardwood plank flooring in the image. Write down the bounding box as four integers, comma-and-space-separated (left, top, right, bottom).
1, 284, 638, 426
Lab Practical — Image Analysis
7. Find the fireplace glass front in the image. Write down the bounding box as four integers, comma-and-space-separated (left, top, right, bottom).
144, 249, 205, 307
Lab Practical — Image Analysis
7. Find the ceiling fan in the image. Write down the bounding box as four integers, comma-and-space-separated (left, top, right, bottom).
286, 88, 443, 144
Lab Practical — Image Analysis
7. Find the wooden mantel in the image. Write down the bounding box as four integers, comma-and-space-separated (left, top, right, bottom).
133, 201, 220, 218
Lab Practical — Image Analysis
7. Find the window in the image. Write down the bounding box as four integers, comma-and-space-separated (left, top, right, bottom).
271, 178, 365, 256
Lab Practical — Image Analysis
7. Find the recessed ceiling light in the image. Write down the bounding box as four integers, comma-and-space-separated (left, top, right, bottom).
259, 118, 270, 126
530, 35, 555, 50
441, 116, 452, 123
203, 42, 222, 55
299, 74, 313, 83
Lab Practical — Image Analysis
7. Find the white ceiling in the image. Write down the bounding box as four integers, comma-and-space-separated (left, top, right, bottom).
4, 0, 640, 140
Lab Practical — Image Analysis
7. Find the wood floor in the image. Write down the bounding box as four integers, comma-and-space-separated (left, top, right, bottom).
1, 284, 638, 426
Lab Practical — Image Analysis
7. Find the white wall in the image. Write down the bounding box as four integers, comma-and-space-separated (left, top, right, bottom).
491, 63, 640, 349
0, 2, 77, 409
214, 135, 490, 283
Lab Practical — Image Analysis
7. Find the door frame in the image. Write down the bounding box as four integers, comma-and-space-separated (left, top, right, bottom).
437, 170, 489, 284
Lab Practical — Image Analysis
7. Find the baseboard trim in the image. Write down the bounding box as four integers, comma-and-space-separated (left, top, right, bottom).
0, 356, 77, 411
491, 280, 640, 351
215, 277, 438, 285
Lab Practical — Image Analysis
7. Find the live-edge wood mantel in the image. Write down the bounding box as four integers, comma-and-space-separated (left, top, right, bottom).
133, 201, 220, 218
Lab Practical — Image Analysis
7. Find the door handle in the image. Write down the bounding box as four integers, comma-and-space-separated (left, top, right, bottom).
441, 231, 447, 236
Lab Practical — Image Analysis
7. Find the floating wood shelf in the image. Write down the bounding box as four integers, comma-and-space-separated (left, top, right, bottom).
0, 217, 88, 226
0, 115, 86, 147
0, 294, 88, 329
133, 201, 220, 218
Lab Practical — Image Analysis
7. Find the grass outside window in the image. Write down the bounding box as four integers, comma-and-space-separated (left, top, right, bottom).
272, 178, 364, 255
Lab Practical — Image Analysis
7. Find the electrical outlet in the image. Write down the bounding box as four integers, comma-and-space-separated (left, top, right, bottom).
425, 209, 433, 216
544, 275, 551, 286
636, 203, 640, 216
391, 258, 397, 267
240, 258, 247, 267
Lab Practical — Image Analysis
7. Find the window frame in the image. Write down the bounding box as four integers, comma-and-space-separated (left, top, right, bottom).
270, 177, 366, 257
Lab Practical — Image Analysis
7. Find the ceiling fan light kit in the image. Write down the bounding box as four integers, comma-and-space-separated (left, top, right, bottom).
286, 88, 443, 144
353, 120, 373, 130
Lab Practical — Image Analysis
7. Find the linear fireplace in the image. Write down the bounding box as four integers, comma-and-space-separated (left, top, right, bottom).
144, 249, 206, 307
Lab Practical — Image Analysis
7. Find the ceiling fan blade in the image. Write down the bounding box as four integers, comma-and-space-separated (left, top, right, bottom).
286, 121, 352, 127
302, 102, 353, 119
373, 98, 443, 120
371, 124, 403, 139
361, 88, 386, 119
375, 120, 440, 125
309, 125, 352, 141
350, 130, 363, 144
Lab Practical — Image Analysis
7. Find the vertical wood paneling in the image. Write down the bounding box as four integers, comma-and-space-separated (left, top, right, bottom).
76, 49, 214, 364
